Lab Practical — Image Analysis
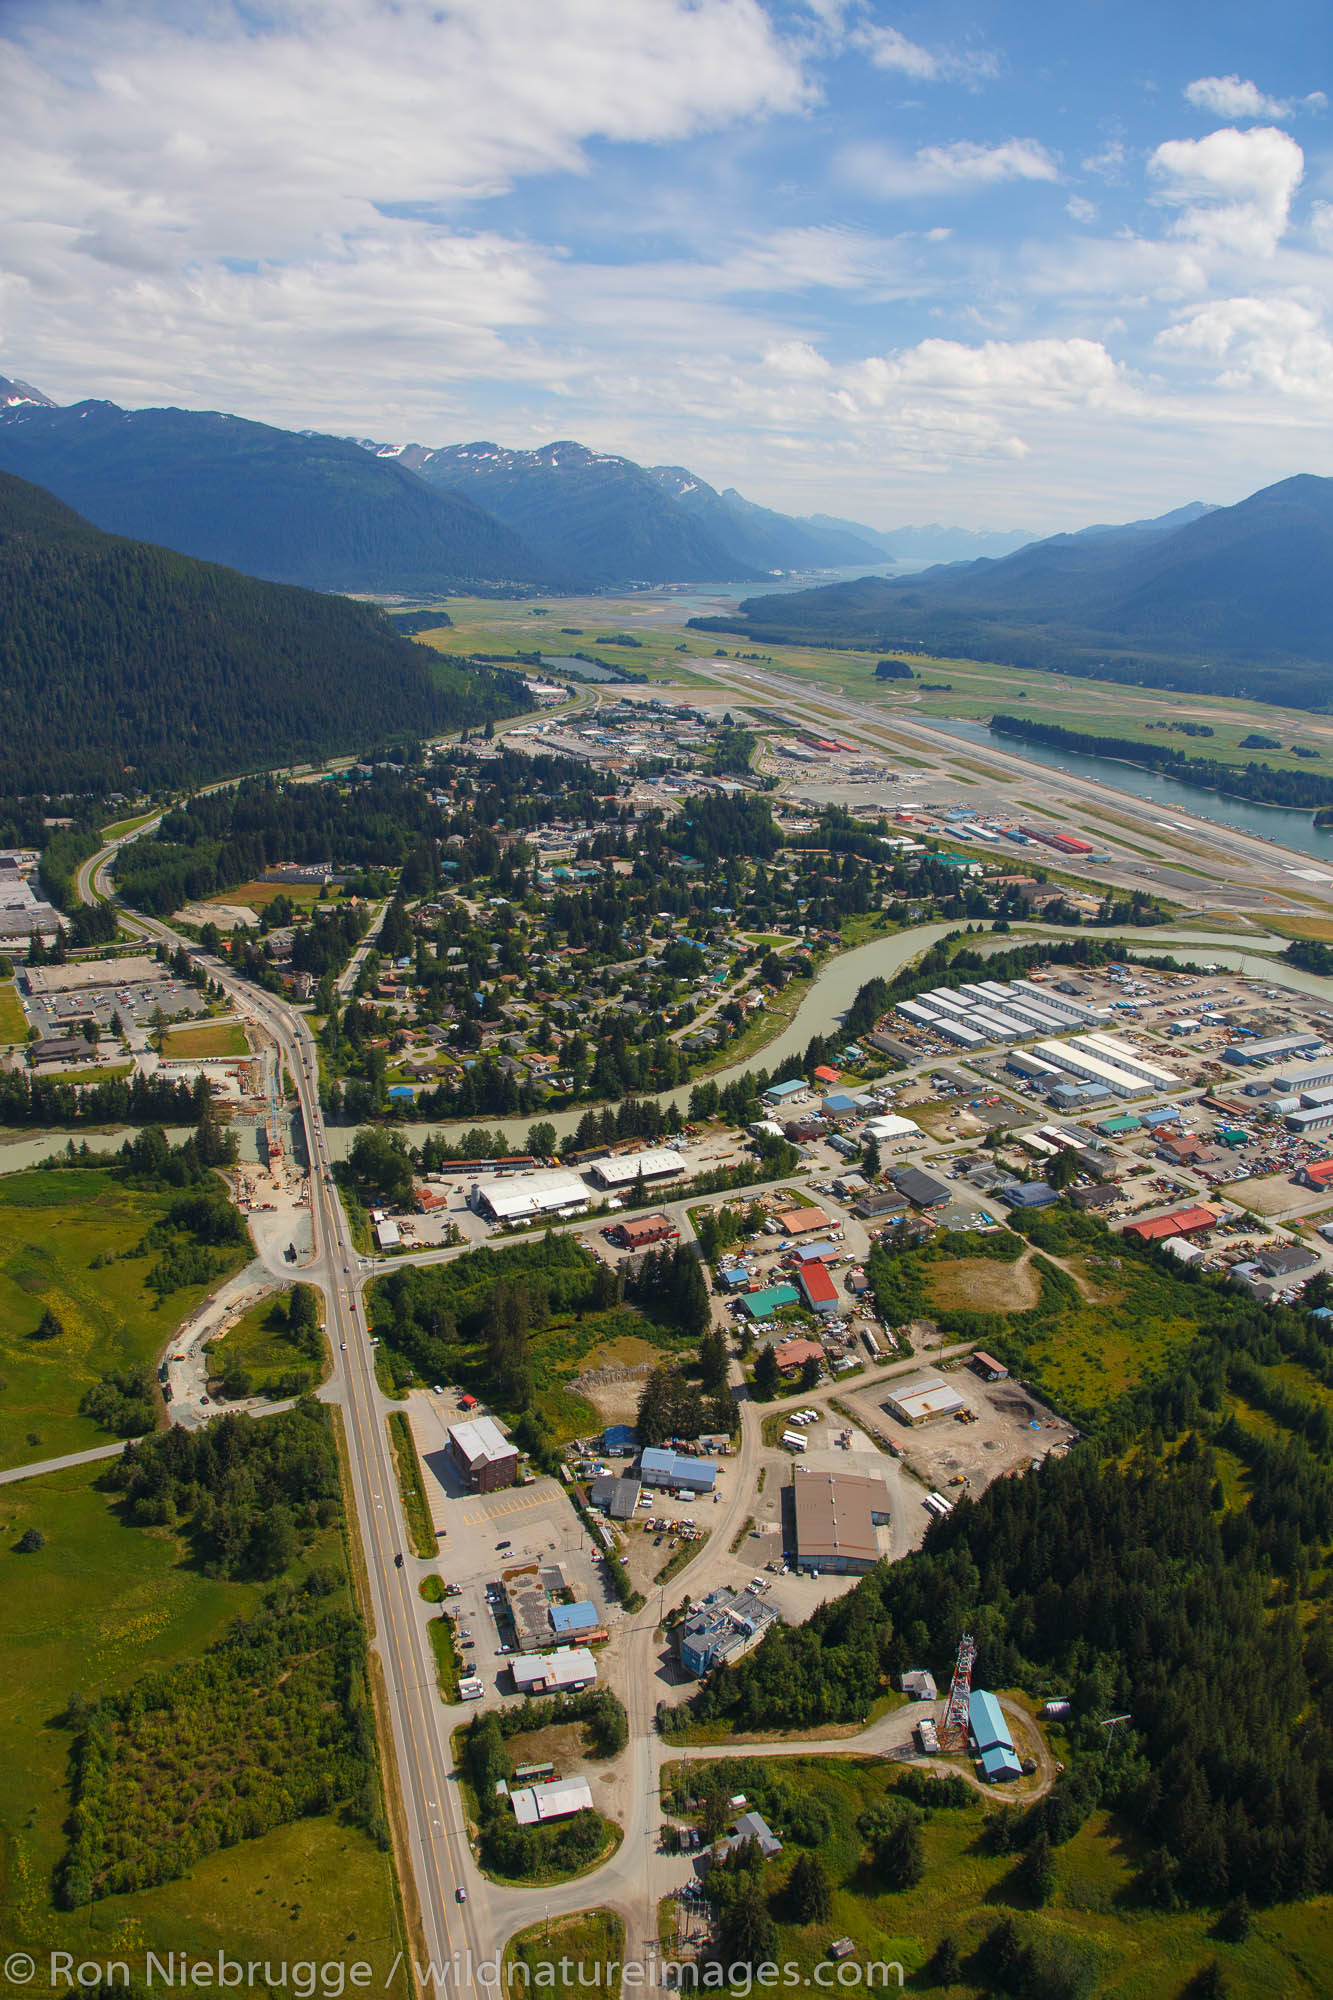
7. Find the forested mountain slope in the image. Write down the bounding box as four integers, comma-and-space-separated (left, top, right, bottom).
691, 476, 1333, 707
0, 472, 526, 791
0, 395, 555, 593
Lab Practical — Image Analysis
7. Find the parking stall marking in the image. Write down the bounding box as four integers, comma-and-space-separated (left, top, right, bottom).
460, 1489, 555, 1526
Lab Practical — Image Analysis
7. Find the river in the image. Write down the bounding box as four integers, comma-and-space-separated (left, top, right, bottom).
322, 919, 1317, 1159
924, 716, 1333, 867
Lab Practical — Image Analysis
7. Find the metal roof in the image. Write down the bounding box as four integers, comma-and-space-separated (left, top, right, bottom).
793, 1470, 889, 1566
969, 1690, 1012, 1753
447, 1416, 515, 1468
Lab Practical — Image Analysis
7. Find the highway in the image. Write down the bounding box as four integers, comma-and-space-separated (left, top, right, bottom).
77, 835, 497, 1990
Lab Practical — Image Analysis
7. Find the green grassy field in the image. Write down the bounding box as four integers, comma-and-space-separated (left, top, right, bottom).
0, 980, 26, 1044
0, 1168, 251, 1470
212, 1293, 323, 1396
1007, 1256, 1202, 1419
204, 878, 326, 910
161, 1017, 249, 1058
504, 1909, 624, 2000
420, 593, 1333, 773
0, 1460, 410, 1996
660, 1756, 1332, 1997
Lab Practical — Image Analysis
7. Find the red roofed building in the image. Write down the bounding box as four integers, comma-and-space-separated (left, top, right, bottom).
1299, 1159, 1333, 1190
1126, 1206, 1218, 1243
797, 1263, 839, 1314
774, 1336, 825, 1373
813, 1064, 841, 1086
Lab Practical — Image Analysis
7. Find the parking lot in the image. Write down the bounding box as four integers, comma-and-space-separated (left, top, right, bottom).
22, 974, 208, 1039
404, 1387, 619, 1703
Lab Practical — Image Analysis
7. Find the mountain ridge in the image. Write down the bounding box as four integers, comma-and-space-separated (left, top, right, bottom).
0, 393, 559, 595
685, 475, 1333, 710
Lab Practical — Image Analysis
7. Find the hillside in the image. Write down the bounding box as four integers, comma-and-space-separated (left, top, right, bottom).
368, 438, 767, 585
0, 471, 527, 792
0, 394, 555, 594
690, 477, 1333, 708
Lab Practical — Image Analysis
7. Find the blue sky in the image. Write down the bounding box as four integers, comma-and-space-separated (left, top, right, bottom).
1, 0, 1330, 529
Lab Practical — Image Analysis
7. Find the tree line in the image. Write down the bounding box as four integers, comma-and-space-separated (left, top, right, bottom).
990, 713, 1333, 809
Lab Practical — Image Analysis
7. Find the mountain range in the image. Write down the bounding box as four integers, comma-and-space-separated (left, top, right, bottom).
689, 479, 1333, 709
0, 468, 524, 793
0, 388, 556, 596
0, 375, 1036, 594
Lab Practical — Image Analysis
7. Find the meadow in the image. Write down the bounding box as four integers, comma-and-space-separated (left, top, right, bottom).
0, 1459, 410, 1997
160, 1017, 250, 1058
504, 1910, 624, 2000
418, 593, 1333, 775
0, 1167, 250, 1470
213, 1292, 324, 1397
0, 979, 26, 1044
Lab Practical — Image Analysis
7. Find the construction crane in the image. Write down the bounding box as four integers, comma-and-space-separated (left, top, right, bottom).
938, 1631, 977, 1753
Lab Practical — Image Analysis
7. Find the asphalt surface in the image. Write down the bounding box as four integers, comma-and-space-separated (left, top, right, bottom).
0, 1441, 128, 1484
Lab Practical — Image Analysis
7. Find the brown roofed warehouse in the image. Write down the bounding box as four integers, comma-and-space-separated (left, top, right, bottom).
792, 1469, 891, 1573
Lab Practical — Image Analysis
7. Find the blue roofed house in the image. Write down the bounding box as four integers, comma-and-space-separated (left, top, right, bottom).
602, 1423, 637, 1453
970, 1689, 1022, 1781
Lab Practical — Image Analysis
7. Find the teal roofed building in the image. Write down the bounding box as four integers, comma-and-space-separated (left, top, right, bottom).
738, 1283, 799, 1319
970, 1689, 1022, 1782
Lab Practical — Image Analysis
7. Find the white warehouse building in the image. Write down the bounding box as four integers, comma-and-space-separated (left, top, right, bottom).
469, 1171, 591, 1223
1034, 1040, 1151, 1100
586, 1147, 686, 1191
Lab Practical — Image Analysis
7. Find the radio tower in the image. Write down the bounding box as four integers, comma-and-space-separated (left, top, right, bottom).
938, 1632, 977, 1753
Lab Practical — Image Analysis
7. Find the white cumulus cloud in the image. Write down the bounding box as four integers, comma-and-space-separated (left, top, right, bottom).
1184, 75, 1326, 120
1157, 296, 1333, 402
1149, 126, 1304, 257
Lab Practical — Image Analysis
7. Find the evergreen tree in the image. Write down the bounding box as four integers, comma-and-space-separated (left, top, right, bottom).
1017, 1829, 1057, 1906
716, 1881, 775, 1971
699, 1326, 729, 1394
787, 1850, 832, 1923
753, 1344, 780, 1400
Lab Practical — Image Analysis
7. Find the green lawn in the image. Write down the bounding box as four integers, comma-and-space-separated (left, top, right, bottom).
161, 1017, 250, 1058
661, 1757, 1332, 1997
0, 980, 27, 1044
0, 1461, 410, 1995
212, 1293, 323, 1396
0, 1168, 251, 1470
